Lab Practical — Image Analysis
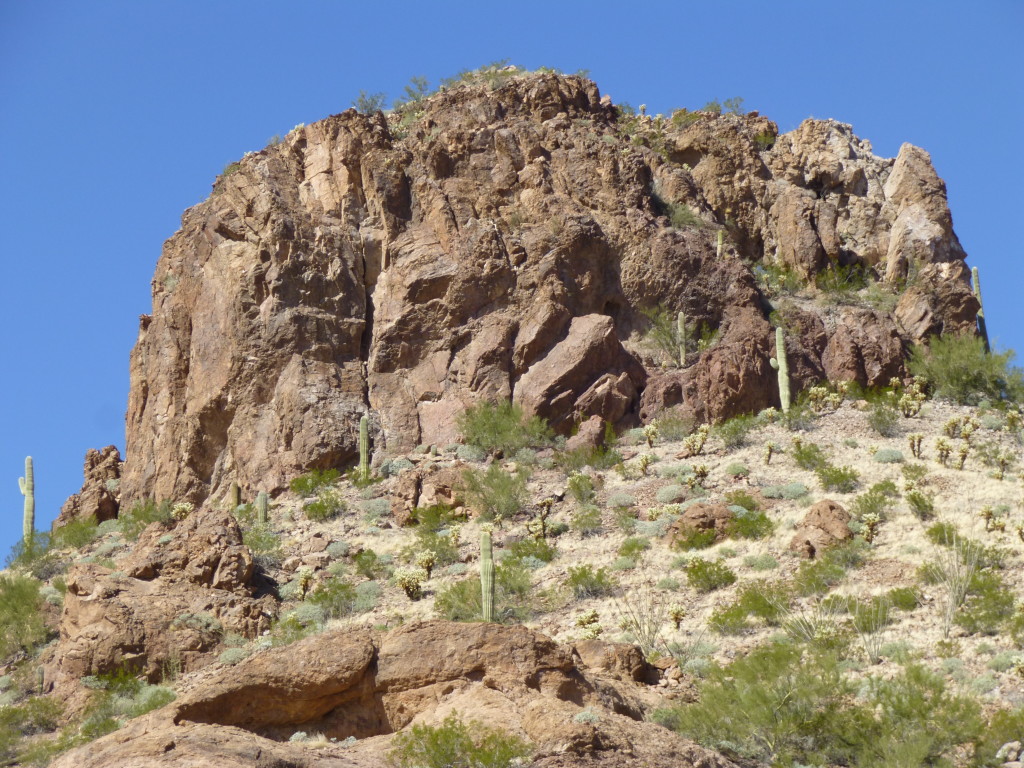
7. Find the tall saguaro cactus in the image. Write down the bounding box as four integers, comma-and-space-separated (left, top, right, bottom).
19, 456, 35, 546
971, 266, 990, 353
255, 491, 269, 525
480, 528, 495, 623
676, 311, 688, 367
359, 414, 370, 483
769, 327, 791, 414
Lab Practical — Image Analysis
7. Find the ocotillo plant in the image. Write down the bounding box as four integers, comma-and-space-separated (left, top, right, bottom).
480, 527, 495, 622
256, 491, 269, 525
971, 266, 990, 352
676, 311, 687, 367
18, 456, 35, 547
359, 414, 370, 483
769, 327, 791, 414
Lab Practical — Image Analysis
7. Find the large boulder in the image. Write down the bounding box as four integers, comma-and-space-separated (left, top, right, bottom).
55, 446, 122, 527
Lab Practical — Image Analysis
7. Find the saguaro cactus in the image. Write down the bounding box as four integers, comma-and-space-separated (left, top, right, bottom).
676, 311, 687, 367
971, 266, 990, 352
769, 327, 791, 414
18, 456, 35, 546
230, 482, 241, 509
480, 528, 495, 623
359, 414, 370, 483
255, 491, 269, 525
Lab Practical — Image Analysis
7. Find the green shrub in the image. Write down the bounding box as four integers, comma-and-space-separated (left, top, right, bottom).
671, 527, 717, 551
304, 489, 346, 521
909, 334, 1024, 404
290, 468, 340, 497
905, 489, 935, 519
0, 574, 48, 659
565, 564, 617, 599
792, 441, 829, 471
685, 558, 736, 593
51, 516, 100, 549
566, 473, 596, 505
617, 536, 650, 559
117, 499, 173, 541
555, 444, 622, 473
434, 561, 533, 622
723, 489, 759, 511
727, 508, 774, 540
570, 505, 602, 536
887, 587, 920, 611
708, 581, 788, 633
816, 464, 859, 493
867, 401, 901, 437
507, 537, 556, 564
714, 414, 758, 449
462, 465, 528, 522
307, 578, 359, 619
457, 401, 553, 454
743, 553, 779, 571
926, 521, 958, 546
873, 449, 905, 463
390, 712, 531, 768
850, 480, 900, 520
655, 485, 686, 504
955, 570, 1015, 635
724, 462, 750, 477
762, 482, 808, 500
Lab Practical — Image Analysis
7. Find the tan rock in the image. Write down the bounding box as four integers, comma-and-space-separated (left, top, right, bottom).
55, 446, 122, 527
789, 499, 853, 558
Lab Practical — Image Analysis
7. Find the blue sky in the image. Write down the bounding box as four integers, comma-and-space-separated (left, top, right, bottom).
1, 1, 1021, 557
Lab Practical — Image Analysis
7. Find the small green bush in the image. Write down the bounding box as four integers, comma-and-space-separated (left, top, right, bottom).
570, 505, 602, 536
743, 553, 779, 571
565, 564, 617, 599
434, 561, 533, 623
926, 521, 958, 547
887, 587, 920, 611
685, 558, 736, 593
0, 573, 48, 659
714, 414, 758, 449
390, 711, 531, 768
816, 464, 859, 493
655, 484, 686, 504
905, 489, 935, 519
507, 537, 556, 564
618, 536, 650, 559
792, 441, 829, 471
955, 571, 1015, 635
290, 469, 340, 497
727, 508, 774, 540
307, 578, 359, 619
850, 480, 900, 520
671, 527, 717, 551
873, 449, 905, 463
304, 489, 346, 521
723, 489, 759, 512
462, 464, 528, 522
708, 581, 788, 633
762, 482, 808, 500
51, 516, 100, 549
909, 334, 1024, 405
117, 499, 173, 541
867, 401, 901, 437
458, 401, 553, 455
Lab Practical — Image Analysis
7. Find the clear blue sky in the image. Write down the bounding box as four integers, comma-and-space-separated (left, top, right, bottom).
1, 1, 1021, 557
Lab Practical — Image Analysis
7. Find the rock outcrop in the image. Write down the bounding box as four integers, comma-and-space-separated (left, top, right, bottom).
55, 446, 122, 527
51, 621, 734, 768
789, 499, 854, 558
120, 71, 977, 510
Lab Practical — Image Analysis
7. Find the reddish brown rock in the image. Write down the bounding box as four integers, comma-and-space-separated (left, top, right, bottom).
821, 308, 905, 387
55, 446, 122, 527
789, 499, 853, 558
666, 503, 734, 547
565, 415, 607, 453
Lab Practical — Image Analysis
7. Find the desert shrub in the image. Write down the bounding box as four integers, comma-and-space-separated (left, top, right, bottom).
791, 441, 829, 471
909, 334, 1024, 405
723, 489, 758, 512
408, 505, 462, 567
926, 521, 958, 546
555, 444, 622, 473
685, 558, 736, 593
570, 505, 602, 536
792, 549, 854, 596
76, 670, 176, 741
507, 537, 556, 564
724, 462, 750, 478
0, 573, 48, 659
462, 465, 528, 522
566, 473, 596, 505
761, 482, 808, 500
389, 711, 531, 768
671, 527, 717, 551
51, 516, 100, 549
655, 484, 686, 504
457, 401, 553, 455
816, 464, 859, 493
607, 492, 636, 509
714, 414, 758, 449
850, 480, 900, 520
708, 581, 789, 633
353, 549, 389, 579
290, 469, 340, 498
906, 489, 935, 519
887, 587, 921, 611
727, 508, 774, 540
617, 537, 650, 559
304, 489, 346, 521
743, 553, 779, 571
873, 448, 905, 463
117, 499, 173, 541
955, 570, 1015, 635
566, 564, 617, 599
434, 561, 533, 623
307, 578, 359, 620
867, 401, 901, 437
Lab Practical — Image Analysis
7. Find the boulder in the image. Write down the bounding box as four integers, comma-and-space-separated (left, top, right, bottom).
789, 499, 853, 558
666, 503, 734, 548
55, 446, 122, 527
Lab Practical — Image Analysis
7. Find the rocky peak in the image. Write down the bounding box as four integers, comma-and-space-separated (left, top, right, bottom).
118, 70, 978, 511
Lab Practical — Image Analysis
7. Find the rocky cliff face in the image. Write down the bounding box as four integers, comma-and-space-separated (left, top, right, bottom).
120, 71, 977, 509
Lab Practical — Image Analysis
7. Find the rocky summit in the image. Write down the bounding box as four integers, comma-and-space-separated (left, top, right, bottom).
6, 67, 1019, 768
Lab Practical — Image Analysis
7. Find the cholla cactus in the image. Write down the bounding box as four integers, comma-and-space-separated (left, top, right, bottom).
995, 450, 1015, 481
394, 567, 426, 600
642, 420, 660, 448
760, 407, 779, 423
1005, 409, 1022, 432
686, 464, 709, 489
957, 442, 970, 471
682, 424, 710, 457
448, 523, 463, 548
862, 512, 881, 543
980, 506, 995, 532
576, 609, 602, 639
908, 434, 923, 460
896, 379, 927, 417
296, 567, 315, 599
668, 605, 686, 630
636, 454, 653, 477
171, 501, 194, 521
764, 442, 780, 466
415, 550, 437, 579
935, 438, 952, 467
807, 385, 841, 413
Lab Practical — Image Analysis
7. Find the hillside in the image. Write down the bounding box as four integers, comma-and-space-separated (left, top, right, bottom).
2, 66, 1022, 768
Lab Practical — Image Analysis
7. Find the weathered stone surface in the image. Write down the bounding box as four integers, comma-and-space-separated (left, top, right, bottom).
121, 72, 978, 512
821, 308, 905, 387
666, 503, 734, 547
565, 415, 607, 453
55, 446, 122, 527
55, 621, 737, 768
50, 508, 272, 684
789, 499, 853, 558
